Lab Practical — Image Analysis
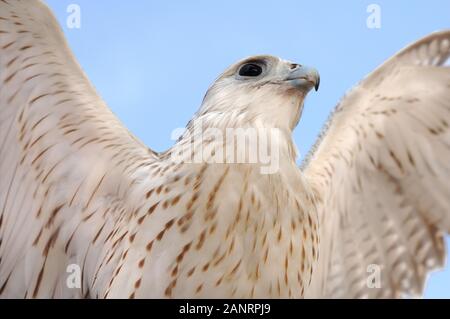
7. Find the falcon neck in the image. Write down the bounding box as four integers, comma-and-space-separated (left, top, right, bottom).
168, 114, 299, 175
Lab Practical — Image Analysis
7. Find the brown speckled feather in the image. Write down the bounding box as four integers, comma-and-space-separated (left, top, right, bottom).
305, 31, 450, 298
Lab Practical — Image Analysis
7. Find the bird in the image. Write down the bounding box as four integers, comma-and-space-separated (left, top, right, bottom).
0, 0, 449, 299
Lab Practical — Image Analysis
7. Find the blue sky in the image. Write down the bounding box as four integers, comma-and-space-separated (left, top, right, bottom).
44, 0, 450, 298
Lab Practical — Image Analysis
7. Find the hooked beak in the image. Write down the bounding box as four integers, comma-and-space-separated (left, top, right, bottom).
285, 65, 320, 92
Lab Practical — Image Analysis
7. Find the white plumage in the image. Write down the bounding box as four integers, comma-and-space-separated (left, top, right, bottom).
0, 0, 449, 298
305, 33, 450, 298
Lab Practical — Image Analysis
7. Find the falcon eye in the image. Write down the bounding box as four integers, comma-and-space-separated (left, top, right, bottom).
239, 63, 263, 77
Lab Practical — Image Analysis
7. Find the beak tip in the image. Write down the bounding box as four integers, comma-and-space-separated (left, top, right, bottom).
315, 77, 320, 91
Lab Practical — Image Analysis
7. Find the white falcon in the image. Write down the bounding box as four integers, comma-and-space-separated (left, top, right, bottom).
0, 0, 449, 298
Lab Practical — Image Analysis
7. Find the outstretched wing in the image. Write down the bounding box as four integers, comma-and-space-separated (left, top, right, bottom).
0, 0, 157, 297
304, 31, 450, 298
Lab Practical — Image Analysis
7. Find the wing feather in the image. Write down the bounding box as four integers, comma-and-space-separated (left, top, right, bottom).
304, 31, 450, 298
0, 0, 156, 297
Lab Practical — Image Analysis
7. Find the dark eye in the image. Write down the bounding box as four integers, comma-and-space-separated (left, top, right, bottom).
239, 63, 263, 77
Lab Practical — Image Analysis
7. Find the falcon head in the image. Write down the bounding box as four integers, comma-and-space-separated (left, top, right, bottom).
198, 55, 320, 131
